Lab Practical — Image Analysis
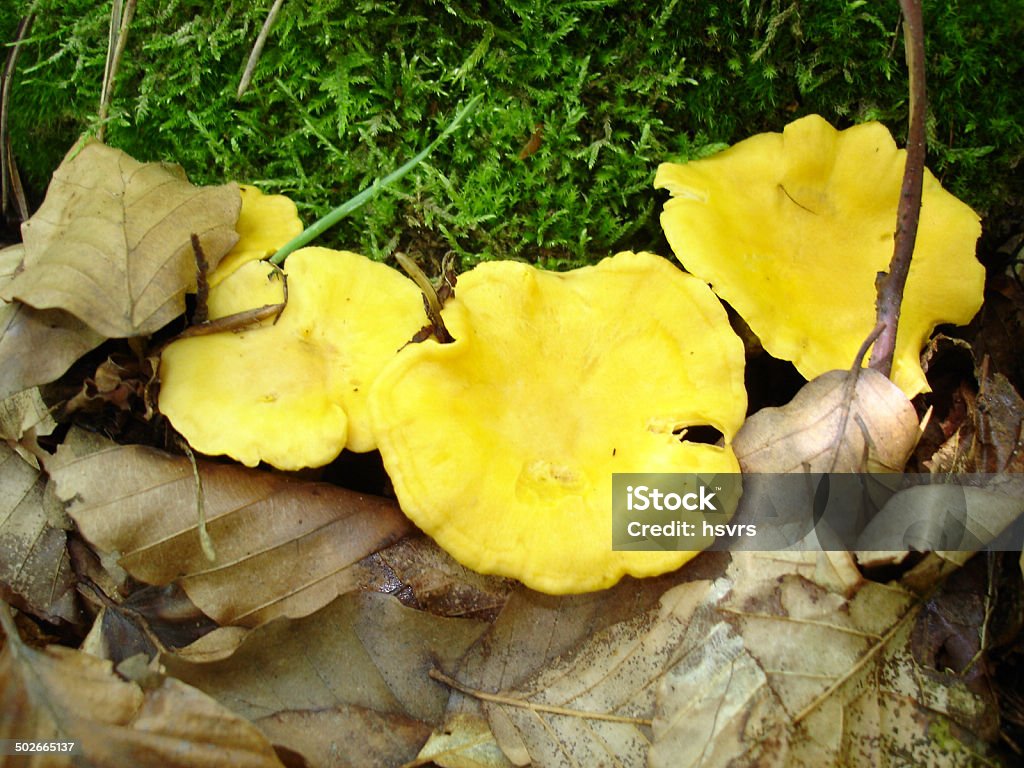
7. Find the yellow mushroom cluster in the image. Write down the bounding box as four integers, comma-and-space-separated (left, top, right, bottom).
159, 115, 984, 594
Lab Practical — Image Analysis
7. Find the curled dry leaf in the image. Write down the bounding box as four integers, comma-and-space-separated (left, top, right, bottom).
734, 368, 920, 474
0, 610, 286, 768
0, 140, 240, 338
857, 478, 1024, 555
415, 712, 516, 768
46, 429, 413, 626
375, 535, 514, 621
0, 444, 77, 624
164, 592, 488, 768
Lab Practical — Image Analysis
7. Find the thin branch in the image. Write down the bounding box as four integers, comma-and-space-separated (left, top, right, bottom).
868, 0, 926, 378
1, 7, 35, 221
428, 668, 653, 726
237, 0, 286, 100
97, 0, 137, 142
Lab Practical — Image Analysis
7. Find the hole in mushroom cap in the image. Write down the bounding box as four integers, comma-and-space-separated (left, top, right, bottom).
672, 424, 725, 446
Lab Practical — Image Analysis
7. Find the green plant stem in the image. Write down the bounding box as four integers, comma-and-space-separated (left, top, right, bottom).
868, 0, 926, 379
269, 94, 483, 266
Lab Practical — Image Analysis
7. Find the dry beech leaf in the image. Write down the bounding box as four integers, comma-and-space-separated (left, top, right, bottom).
46, 429, 413, 626
0, 387, 56, 445
1, 244, 107, 399
734, 368, 920, 474
647, 555, 999, 766
0, 612, 286, 768
436, 570, 715, 767
163, 592, 488, 768
0, 140, 240, 338
0, 445, 77, 624
0, 387, 58, 470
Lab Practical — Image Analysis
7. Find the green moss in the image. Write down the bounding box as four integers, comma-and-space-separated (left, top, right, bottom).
3, 0, 1021, 267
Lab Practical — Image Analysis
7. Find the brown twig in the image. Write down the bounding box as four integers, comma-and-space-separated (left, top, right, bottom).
97, 0, 136, 142
1, 8, 34, 222
868, 0, 926, 378
237, 0, 286, 100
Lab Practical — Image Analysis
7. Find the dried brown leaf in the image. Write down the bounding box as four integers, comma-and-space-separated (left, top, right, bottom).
0, 608, 286, 768
0, 140, 240, 338
1, 244, 107, 399
164, 592, 488, 768
974, 366, 1024, 473
0, 387, 56, 445
47, 428, 413, 626
376, 535, 514, 620
0, 445, 77, 624
734, 368, 920, 474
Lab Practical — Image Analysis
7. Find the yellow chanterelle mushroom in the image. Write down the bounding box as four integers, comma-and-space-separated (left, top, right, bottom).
369, 251, 747, 594
655, 114, 983, 397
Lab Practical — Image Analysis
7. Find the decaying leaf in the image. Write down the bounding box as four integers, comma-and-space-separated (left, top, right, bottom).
47, 429, 413, 626
375, 535, 514, 621
0, 386, 58, 469
974, 366, 1024, 473
0, 387, 56, 444
0, 444, 77, 624
164, 592, 488, 768
0, 606, 286, 768
734, 368, 920, 473
0, 140, 240, 338
647, 554, 998, 766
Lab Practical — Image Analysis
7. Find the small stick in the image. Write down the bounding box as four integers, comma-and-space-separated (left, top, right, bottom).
191, 234, 210, 325
1, 7, 35, 221
868, 0, 926, 378
237, 0, 286, 100
179, 439, 216, 563
97, 0, 136, 142
428, 668, 653, 726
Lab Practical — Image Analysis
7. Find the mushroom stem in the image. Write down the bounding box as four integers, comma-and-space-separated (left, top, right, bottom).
868, 0, 926, 379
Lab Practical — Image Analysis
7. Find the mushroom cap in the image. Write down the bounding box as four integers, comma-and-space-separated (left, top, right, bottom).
369, 251, 747, 594
654, 114, 983, 397
159, 247, 425, 469
209, 184, 303, 287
